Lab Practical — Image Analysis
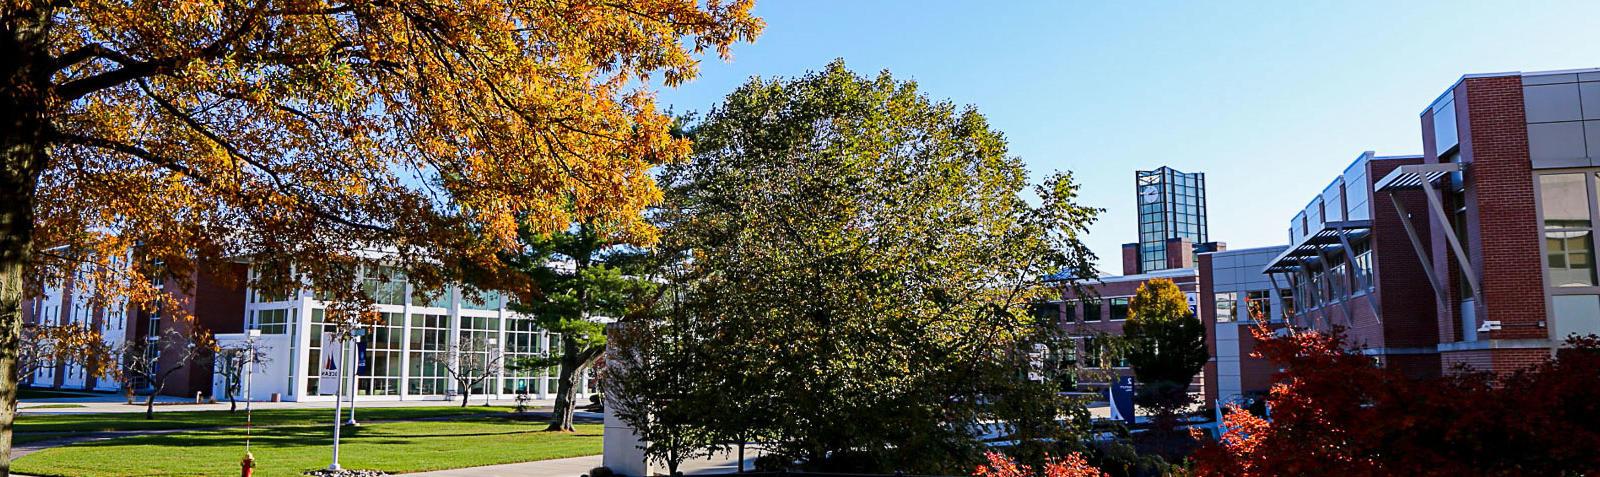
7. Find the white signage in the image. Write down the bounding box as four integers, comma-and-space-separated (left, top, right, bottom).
318, 332, 343, 395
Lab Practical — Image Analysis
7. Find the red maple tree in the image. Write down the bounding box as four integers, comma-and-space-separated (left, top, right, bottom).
1191, 326, 1600, 476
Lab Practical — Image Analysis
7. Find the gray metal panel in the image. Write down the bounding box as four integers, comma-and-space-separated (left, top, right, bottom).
1588, 121, 1600, 162
1582, 72, 1600, 83
1525, 84, 1584, 123
1529, 121, 1589, 168
1524, 73, 1580, 86
1584, 83, 1600, 120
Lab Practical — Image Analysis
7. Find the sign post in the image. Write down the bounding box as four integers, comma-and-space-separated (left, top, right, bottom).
1108, 375, 1136, 422
319, 332, 345, 471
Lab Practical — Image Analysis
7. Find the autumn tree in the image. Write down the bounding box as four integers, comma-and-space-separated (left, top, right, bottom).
1190, 326, 1600, 476
1121, 278, 1206, 435
648, 60, 1101, 474
504, 219, 657, 432
0, 0, 760, 473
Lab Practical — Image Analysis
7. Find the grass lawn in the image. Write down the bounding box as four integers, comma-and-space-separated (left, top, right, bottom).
16, 405, 512, 433
13, 417, 602, 477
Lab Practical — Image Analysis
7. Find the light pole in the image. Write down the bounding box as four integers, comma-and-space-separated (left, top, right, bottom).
485, 338, 498, 407
347, 328, 366, 426
329, 332, 344, 472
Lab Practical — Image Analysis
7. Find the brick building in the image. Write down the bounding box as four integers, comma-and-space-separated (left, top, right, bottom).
1372, 68, 1600, 375
21, 261, 247, 396
1263, 151, 1443, 378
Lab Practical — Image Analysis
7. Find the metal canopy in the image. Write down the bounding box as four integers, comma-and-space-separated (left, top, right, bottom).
1374, 162, 1460, 192
1262, 220, 1372, 274
1375, 160, 1480, 308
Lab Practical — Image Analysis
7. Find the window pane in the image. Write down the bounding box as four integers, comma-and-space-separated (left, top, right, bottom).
1109, 298, 1129, 321
1541, 173, 1591, 228
1548, 230, 1597, 287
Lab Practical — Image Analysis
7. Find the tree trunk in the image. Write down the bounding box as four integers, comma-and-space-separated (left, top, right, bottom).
144, 389, 157, 420
546, 336, 601, 432
1, 8, 54, 475
459, 386, 470, 407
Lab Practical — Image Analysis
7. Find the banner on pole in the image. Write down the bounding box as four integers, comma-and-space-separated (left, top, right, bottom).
355, 338, 370, 377
318, 332, 343, 395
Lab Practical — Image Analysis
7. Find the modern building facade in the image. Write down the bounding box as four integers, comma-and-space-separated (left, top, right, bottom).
1378, 68, 1600, 375
1262, 151, 1444, 377
222, 264, 585, 402
1198, 246, 1289, 408
24, 259, 581, 402
1124, 166, 1222, 275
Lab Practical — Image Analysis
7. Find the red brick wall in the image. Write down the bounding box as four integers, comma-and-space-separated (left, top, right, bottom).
1457, 76, 1546, 340
1366, 158, 1441, 352
1122, 243, 1141, 276
1199, 254, 1218, 405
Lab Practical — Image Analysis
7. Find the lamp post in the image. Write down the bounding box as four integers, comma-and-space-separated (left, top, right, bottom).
485, 338, 498, 407
347, 328, 367, 426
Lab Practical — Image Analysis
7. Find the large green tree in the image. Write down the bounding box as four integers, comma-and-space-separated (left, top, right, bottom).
506, 220, 656, 432
1122, 278, 1208, 437
0, 0, 760, 473
648, 60, 1101, 473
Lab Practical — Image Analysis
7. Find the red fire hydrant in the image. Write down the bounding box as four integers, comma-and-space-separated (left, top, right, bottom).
241, 451, 256, 477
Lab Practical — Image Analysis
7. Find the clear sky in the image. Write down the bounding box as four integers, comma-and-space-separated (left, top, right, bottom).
655, 0, 1600, 273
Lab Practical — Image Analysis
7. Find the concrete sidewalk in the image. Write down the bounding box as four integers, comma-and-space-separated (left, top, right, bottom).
404, 452, 754, 476
19, 394, 561, 414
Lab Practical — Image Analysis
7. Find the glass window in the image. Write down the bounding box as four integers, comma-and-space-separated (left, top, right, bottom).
407, 313, 451, 395
1030, 302, 1060, 322
1109, 298, 1129, 321
1552, 295, 1600, 343
1279, 288, 1296, 321
1063, 301, 1077, 322
251, 308, 293, 335
354, 312, 403, 396
462, 290, 504, 310
1215, 292, 1237, 322
1543, 174, 1591, 228
1245, 291, 1272, 323
361, 266, 407, 306
1083, 300, 1102, 322
1539, 174, 1597, 287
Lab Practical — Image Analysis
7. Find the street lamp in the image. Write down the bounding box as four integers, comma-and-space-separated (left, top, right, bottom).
346, 328, 367, 426
485, 338, 498, 407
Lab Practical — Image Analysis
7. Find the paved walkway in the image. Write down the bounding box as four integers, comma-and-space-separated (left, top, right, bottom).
405, 452, 755, 476
19, 392, 563, 414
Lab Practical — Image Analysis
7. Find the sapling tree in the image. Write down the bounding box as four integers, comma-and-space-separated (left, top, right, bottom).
431, 337, 503, 408
117, 327, 215, 420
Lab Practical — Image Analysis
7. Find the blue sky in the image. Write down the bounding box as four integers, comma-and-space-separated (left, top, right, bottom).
656, 1, 1600, 273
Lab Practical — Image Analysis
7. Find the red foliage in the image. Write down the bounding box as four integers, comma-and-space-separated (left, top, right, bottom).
974, 451, 1106, 477
1190, 325, 1600, 476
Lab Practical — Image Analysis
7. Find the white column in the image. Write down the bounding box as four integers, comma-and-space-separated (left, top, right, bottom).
494, 302, 508, 398
446, 286, 462, 398
293, 297, 314, 400
399, 283, 413, 401
537, 331, 550, 399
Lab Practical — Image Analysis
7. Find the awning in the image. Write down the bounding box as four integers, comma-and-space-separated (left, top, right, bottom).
1373, 162, 1460, 192
1262, 220, 1372, 274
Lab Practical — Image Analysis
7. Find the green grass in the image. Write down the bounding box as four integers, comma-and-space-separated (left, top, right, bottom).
13, 418, 602, 477
15, 405, 512, 434
23, 404, 87, 409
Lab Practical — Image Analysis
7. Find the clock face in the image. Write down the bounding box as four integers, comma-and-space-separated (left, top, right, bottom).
1140, 185, 1160, 203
